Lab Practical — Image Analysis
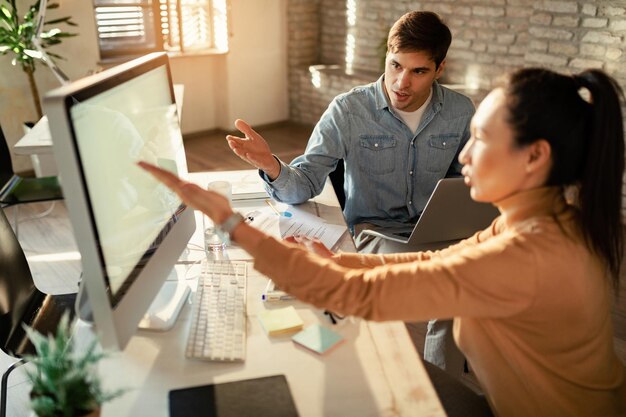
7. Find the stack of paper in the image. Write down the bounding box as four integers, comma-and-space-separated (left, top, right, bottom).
258, 306, 304, 336
292, 323, 344, 355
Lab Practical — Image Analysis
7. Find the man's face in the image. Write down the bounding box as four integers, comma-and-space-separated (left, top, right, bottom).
383, 50, 445, 112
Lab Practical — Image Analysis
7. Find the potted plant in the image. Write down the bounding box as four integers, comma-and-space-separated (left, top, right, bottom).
23, 313, 126, 417
0, 0, 77, 119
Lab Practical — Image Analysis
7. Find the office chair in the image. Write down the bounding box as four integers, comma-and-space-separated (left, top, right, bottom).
0, 208, 76, 417
328, 159, 346, 210
0, 123, 63, 236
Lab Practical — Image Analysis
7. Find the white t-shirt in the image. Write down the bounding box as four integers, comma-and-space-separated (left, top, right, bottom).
395, 88, 433, 134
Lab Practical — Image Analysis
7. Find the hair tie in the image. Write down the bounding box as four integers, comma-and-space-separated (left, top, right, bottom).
574, 74, 592, 103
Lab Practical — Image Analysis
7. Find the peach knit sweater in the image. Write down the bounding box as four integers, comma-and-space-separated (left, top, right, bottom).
250, 187, 626, 416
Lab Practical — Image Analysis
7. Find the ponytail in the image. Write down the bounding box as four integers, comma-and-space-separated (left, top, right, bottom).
574, 70, 624, 290
504, 68, 624, 291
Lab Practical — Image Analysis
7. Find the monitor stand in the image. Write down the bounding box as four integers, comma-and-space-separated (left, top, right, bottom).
137, 268, 191, 331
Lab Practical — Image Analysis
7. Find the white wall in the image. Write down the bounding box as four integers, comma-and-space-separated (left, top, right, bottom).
1, 0, 289, 172
220, 0, 289, 128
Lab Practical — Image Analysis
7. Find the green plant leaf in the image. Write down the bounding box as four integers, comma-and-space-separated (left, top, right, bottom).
23, 48, 41, 58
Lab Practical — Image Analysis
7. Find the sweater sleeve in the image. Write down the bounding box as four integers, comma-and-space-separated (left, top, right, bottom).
251, 226, 536, 323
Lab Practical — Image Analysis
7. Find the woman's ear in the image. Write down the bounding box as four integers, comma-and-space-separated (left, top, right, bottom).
526, 139, 552, 174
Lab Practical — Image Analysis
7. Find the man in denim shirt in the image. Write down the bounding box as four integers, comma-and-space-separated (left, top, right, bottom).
227, 12, 473, 378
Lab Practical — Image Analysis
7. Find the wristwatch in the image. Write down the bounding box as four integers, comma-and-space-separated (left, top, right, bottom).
216, 212, 245, 245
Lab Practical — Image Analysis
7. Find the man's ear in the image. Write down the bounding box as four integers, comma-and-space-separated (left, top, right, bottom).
526, 139, 552, 173
435, 59, 446, 80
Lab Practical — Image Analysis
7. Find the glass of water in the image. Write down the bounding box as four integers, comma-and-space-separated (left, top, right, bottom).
203, 181, 232, 252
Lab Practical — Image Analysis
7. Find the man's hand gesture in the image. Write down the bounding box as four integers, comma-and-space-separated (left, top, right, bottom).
226, 119, 281, 180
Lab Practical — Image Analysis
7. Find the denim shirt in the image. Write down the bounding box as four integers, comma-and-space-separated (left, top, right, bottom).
262, 76, 475, 228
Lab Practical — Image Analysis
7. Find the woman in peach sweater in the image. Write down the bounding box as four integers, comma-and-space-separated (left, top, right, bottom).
141, 68, 626, 416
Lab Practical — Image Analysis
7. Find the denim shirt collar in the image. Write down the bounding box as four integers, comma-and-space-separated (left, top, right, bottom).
374, 75, 444, 116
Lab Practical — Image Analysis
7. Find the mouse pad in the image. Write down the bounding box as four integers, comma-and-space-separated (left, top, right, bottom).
169, 374, 299, 417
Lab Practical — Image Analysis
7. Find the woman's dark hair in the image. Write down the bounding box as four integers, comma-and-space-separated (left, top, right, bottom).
387, 11, 451, 68
504, 68, 625, 290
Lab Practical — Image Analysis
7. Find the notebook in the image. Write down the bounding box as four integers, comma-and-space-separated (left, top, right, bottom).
362, 178, 499, 249
258, 306, 304, 336
292, 324, 344, 355
169, 375, 299, 417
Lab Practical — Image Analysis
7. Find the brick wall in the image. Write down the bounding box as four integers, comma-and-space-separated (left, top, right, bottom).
287, 0, 626, 122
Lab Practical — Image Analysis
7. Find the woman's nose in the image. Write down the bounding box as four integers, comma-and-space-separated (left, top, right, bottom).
459, 138, 474, 164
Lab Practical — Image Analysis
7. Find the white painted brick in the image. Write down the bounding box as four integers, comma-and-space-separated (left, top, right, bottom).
529, 39, 549, 51
476, 54, 495, 64
525, 52, 568, 66
477, 31, 496, 41
507, 6, 533, 19
451, 39, 472, 49
609, 19, 626, 31
582, 31, 622, 45
569, 58, 604, 69
536, 1, 578, 14
451, 6, 472, 16
489, 20, 509, 30
472, 6, 505, 17
495, 55, 525, 66
530, 13, 552, 26
424, 3, 453, 14
606, 48, 623, 61
580, 43, 607, 56
508, 45, 527, 55
549, 41, 579, 56
582, 3, 597, 16
603, 6, 626, 17
468, 19, 490, 29
583, 18, 608, 28
507, 0, 534, 6
553, 16, 579, 28
497, 33, 516, 45
510, 21, 530, 31
454, 50, 478, 61
529, 27, 574, 41
471, 43, 487, 52
487, 44, 508, 54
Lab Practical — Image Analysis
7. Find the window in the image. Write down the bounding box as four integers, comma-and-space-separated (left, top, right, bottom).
93, 0, 228, 59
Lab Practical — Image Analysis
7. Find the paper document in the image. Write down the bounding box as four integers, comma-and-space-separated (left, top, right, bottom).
248, 202, 346, 249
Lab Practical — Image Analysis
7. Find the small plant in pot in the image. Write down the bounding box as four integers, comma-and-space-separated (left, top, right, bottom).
23, 313, 126, 417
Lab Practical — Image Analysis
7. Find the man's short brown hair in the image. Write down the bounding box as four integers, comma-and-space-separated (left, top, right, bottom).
387, 11, 452, 68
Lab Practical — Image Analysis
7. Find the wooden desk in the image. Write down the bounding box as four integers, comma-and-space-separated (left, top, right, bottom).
7, 171, 445, 417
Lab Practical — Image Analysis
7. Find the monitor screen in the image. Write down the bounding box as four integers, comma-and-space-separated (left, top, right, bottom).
45, 53, 195, 349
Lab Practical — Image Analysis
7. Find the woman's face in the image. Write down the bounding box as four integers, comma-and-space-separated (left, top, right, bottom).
459, 88, 541, 203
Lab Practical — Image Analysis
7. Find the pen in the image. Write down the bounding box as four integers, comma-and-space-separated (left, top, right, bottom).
265, 199, 281, 216
262, 293, 295, 302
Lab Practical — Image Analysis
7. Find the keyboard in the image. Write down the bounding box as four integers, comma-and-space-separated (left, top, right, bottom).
185, 260, 247, 361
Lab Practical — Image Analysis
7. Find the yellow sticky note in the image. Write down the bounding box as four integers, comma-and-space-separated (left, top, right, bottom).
258, 306, 304, 336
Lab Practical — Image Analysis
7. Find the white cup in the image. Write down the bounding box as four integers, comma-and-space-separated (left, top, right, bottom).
203, 181, 232, 252
207, 180, 232, 202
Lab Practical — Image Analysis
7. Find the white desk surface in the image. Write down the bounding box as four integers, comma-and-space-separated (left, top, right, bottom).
13, 170, 445, 417
13, 84, 185, 156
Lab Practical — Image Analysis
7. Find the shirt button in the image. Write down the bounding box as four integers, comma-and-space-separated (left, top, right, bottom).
443, 141, 447, 146
409, 171, 413, 175
409, 201, 412, 205
374, 143, 379, 148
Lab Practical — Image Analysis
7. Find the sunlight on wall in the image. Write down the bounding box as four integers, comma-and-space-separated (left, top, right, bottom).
464, 65, 481, 90
345, 0, 357, 73
213, 0, 229, 51
309, 65, 322, 88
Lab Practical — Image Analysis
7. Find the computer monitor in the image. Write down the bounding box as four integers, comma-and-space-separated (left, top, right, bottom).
44, 52, 195, 349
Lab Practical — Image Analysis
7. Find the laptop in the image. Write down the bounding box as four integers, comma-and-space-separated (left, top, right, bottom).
362, 178, 500, 250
